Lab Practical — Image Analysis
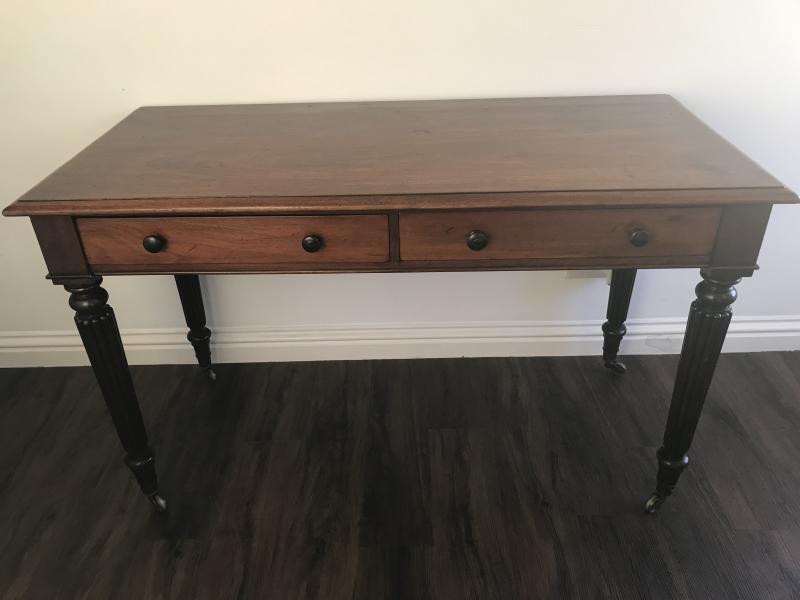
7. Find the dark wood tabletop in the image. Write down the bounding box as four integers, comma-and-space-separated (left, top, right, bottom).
4, 95, 795, 217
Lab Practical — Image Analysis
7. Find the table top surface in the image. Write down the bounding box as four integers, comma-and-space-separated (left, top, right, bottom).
5, 95, 796, 217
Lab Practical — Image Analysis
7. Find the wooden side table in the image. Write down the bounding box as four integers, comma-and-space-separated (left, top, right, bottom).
4, 95, 796, 514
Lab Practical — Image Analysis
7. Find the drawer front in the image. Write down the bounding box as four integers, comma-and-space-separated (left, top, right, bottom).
77, 215, 389, 268
399, 208, 721, 262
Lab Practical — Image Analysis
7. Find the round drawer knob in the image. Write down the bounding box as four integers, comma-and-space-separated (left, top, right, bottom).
142, 234, 167, 253
301, 234, 323, 253
629, 229, 650, 248
466, 230, 489, 251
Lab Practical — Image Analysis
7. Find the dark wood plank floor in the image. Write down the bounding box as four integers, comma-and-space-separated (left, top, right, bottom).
2, 352, 800, 599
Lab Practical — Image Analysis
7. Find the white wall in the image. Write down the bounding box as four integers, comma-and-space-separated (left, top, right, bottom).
1, 0, 799, 367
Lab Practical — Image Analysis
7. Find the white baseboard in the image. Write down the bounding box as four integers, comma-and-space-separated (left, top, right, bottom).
1, 316, 799, 368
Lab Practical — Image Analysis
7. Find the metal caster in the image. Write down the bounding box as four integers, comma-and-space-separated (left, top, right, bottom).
204, 367, 217, 383
643, 492, 665, 514
148, 493, 168, 513
604, 359, 627, 374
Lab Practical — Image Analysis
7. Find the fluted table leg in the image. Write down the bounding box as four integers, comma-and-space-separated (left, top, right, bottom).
66, 277, 166, 512
645, 268, 741, 513
174, 274, 216, 382
602, 268, 637, 373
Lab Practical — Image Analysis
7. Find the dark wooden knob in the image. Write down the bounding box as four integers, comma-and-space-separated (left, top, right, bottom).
629, 229, 650, 247
142, 234, 166, 253
301, 234, 323, 253
466, 230, 489, 251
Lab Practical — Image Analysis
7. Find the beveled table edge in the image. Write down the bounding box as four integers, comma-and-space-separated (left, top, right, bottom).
4, 187, 798, 218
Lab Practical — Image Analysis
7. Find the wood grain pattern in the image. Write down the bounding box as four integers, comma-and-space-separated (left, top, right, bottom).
399, 207, 721, 261
29, 216, 89, 277
711, 204, 773, 268
3, 353, 800, 598
73, 208, 735, 274
77, 215, 390, 267
4, 96, 796, 218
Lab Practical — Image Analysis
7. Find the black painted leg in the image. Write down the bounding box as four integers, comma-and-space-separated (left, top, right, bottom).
66, 277, 166, 512
602, 269, 637, 374
644, 268, 740, 514
174, 274, 216, 383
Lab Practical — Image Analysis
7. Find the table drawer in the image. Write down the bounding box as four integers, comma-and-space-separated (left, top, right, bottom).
77, 215, 390, 268
399, 208, 721, 262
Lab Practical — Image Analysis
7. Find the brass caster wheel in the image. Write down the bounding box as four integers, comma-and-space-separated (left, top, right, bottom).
148, 493, 168, 513
644, 492, 665, 514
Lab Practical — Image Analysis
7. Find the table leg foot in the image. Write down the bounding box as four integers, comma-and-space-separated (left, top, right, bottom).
644, 449, 689, 513
124, 453, 166, 511
602, 269, 637, 374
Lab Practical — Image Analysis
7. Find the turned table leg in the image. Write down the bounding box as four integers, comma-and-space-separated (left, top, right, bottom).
174, 274, 216, 382
644, 268, 741, 513
602, 268, 637, 373
66, 277, 167, 512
